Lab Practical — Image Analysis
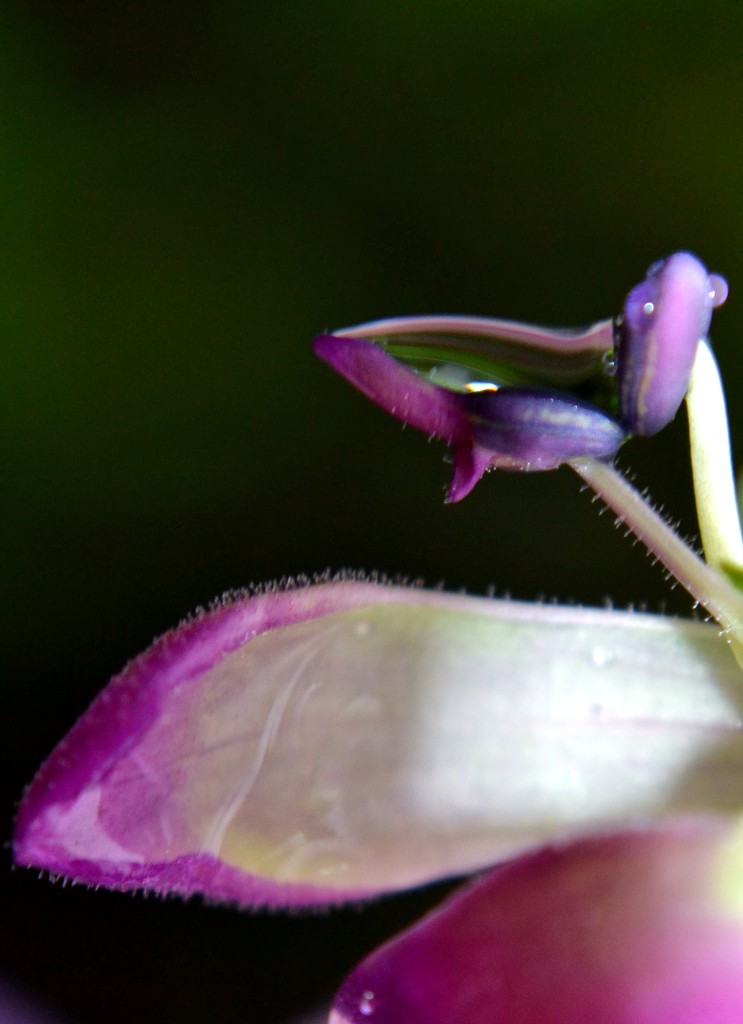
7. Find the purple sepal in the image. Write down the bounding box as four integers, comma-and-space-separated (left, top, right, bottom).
447, 444, 493, 503
313, 334, 469, 446
330, 819, 743, 1024
315, 335, 625, 500
466, 387, 626, 468
617, 252, 727, 436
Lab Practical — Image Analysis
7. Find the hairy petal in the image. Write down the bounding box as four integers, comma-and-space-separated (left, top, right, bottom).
313, 334, 469, 445
14, 581, 743, 907
330, 818, 743, 1024
331, 313, 614, 389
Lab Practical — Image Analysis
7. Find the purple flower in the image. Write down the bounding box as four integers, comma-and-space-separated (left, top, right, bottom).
13, 580, 743, 1021
13, 252, 741, 1022
316, 252, 728, 500
313, 335, 625, 501
330, 819, 743, 1024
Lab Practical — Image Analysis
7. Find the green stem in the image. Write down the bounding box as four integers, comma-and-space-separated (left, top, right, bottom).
570, 456, 743, 662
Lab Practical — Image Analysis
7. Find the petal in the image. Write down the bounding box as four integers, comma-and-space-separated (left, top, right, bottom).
447, 444, 493, 503
333, 313, 615, 389
14, 581, 743, 908
329, 818, 743, 1024
466, 387, 626, 469
313, 334, 469, 445
617, 252, 726, 437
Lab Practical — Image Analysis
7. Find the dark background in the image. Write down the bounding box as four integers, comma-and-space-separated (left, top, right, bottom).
3, 1, 743, 1020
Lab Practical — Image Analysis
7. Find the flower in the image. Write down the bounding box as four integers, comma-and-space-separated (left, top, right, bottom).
13, 253, 743, 1023
313, 334, 625, 501
315, 252, 726, 501
14, 579, 743, 908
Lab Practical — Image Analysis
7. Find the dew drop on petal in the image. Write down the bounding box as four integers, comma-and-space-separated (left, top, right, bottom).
359, 990, 376, 1016
591, 646, 615, 669
709, 273, 729, 308
602, 350, 617, 377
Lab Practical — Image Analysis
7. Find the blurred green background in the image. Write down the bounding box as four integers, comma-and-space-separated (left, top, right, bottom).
3, 1, 743, 1020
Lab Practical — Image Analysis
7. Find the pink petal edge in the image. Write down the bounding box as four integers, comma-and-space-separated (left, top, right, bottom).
14, 578, 416, 908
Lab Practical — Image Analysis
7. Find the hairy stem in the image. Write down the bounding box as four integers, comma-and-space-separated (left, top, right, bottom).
570, 456, 743, 662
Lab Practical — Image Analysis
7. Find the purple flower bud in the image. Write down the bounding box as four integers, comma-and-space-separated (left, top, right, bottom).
313, 334, 470, 448
314, 335, 625, 501
330, 819, 743, 1024
617, 252, 728, 436
466, 387, 625, 469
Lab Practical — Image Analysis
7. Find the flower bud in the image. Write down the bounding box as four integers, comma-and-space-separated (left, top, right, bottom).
617, 252, 727, 436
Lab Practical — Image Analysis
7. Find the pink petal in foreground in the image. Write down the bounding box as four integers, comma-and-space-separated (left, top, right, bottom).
14, 581, 743, 908
330, 818, 743, 1024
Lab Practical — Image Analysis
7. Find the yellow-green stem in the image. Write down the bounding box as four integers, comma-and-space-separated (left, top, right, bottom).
686, 339, 743, 577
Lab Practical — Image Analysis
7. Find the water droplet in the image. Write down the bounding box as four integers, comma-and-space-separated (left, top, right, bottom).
359, 990, 376, 1016
642, 301, 654, 316
591, 647, 615, 668
709, 273, 729, 308
602, 349, 617, 377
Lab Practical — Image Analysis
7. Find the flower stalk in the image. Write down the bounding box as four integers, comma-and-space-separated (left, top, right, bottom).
570, 456, 743, 658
